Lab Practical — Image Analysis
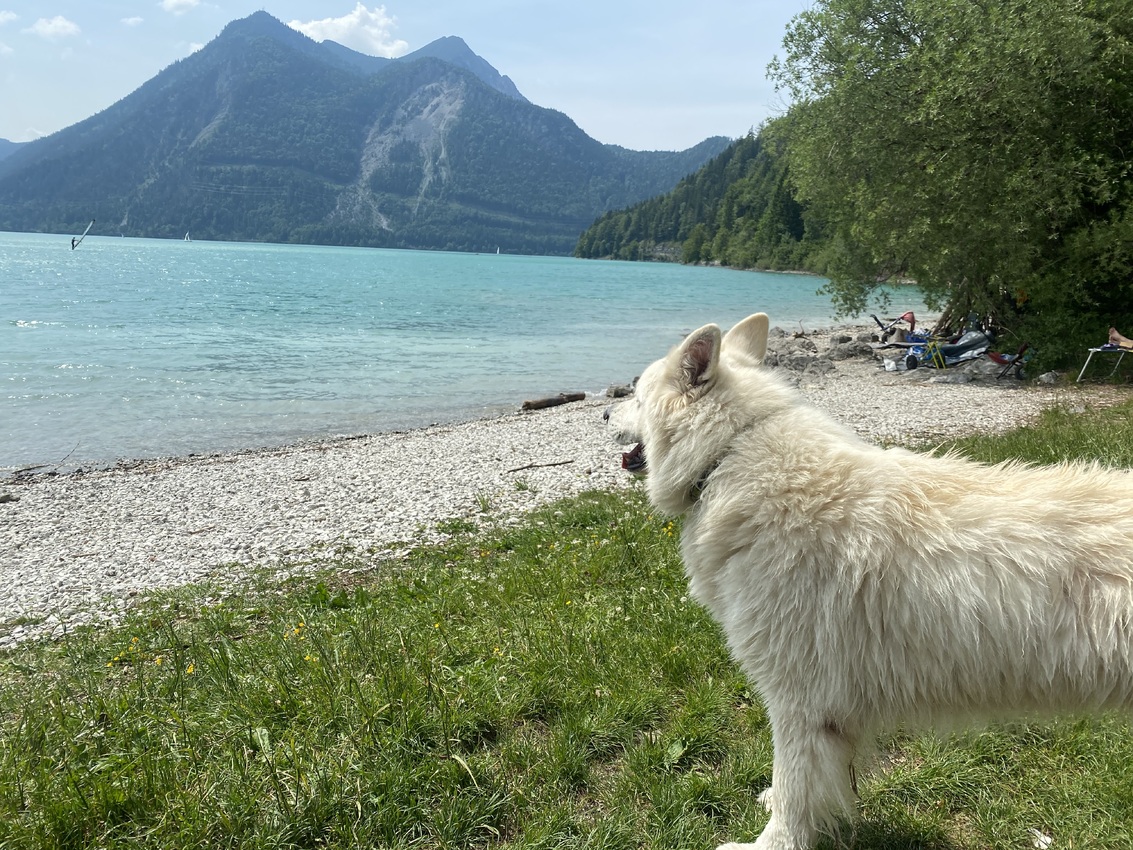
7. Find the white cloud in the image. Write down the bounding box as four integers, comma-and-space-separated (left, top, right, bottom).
160, 0, 199, 15
121, 16, 144, 27
0, 11, 18, 27
288, 3, 408, 57
24, 16, 80, 40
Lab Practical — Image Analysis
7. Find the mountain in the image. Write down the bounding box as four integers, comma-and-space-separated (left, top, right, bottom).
399, 36, 527, 102
0, 12, 730, 253
0, 139, 23, 162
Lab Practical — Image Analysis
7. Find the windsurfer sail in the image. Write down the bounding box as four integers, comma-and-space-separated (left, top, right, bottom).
72, 219, 95, 250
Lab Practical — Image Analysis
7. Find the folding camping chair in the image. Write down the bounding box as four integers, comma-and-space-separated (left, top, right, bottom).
995, 342, 1030, 380
1076, 344, 1130, 382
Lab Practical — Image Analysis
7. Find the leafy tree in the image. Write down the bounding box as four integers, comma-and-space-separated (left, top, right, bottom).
771, 0, 1133, 355
682, 223, 711, 264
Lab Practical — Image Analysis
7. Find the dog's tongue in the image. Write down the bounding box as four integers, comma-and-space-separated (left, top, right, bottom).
622, 443, 646, 473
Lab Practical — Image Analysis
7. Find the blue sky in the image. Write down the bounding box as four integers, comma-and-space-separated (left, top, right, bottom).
0, 1, 810, 151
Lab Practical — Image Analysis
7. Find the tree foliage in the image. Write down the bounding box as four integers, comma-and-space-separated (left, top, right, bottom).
771, 0, 1133, 358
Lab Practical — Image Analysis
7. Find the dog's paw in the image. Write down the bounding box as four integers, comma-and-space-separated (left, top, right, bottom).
718, 839, 787, 850
756, 786, 775, 812
718, 830, 801, 850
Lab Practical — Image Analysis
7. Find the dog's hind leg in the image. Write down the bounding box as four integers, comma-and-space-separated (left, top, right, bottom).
720, 712, 857, 850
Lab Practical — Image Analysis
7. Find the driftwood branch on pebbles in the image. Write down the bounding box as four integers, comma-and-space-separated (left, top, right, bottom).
521, 392, 586, 411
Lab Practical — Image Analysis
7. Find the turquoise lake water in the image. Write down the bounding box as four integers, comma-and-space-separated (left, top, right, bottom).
1, 232, 908, 470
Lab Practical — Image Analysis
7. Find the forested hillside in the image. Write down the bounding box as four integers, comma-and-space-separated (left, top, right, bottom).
574, 125, 823, 272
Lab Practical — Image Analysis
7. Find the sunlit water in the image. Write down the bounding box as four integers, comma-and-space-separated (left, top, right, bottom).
1, 232, 914, 470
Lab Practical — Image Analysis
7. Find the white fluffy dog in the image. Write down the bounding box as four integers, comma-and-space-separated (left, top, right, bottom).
606, 312, 1133, 850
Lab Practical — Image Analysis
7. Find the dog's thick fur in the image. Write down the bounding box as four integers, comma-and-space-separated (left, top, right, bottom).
606, 312, 1133, 850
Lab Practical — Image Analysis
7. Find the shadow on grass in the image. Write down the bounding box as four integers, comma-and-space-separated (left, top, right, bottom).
828, 816, 960, 850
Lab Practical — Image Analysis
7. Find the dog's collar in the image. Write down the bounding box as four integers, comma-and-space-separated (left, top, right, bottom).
688, 419, 762, 503
690, 460, 721, 502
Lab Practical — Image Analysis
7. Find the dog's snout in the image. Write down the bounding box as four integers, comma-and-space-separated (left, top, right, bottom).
602, 405, 611, 422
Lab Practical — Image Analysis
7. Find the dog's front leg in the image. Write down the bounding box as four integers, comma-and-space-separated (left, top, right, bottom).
720, 711, 857, 850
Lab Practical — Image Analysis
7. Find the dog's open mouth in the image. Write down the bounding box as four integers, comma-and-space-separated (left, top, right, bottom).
621, 443, 647, 473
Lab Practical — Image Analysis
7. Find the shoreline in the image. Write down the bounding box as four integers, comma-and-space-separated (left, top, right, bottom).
0, 324, 1119, 646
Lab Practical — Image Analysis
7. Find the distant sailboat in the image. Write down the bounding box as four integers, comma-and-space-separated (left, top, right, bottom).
496, 246, 500, 255
71, 219, 95, 250
184, 232, 191, 241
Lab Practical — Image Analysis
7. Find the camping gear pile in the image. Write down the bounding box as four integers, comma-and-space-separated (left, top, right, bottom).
871, 312, 1022, 375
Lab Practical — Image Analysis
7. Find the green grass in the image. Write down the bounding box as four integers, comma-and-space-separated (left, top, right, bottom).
941, 399, 1133, 468
4, 399, 1133, 849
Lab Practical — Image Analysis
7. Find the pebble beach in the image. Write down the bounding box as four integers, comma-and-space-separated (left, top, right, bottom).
0, 324, 1118, 647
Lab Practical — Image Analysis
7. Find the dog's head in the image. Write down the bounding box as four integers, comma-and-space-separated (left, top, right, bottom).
606, 312, 771, 514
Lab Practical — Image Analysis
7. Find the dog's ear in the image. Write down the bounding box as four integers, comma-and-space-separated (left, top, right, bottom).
723, 312, 770, 362
676, 324, 722, 394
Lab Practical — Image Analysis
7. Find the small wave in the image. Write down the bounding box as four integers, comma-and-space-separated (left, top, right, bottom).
12, 319, 61, 328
